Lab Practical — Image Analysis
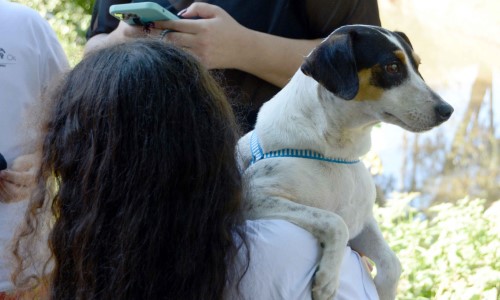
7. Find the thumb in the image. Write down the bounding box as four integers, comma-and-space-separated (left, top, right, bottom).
0, 170, 35, 186
10, 156, 33, 171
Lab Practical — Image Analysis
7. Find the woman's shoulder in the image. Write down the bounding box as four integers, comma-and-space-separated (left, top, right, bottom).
235, 220, 380, 300
0, 1, 43, 21
243, 219, 320, 259
228, 220, 320, 300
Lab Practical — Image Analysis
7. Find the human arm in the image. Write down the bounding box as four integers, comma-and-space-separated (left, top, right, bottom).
85, 2, 322, 87
85, 0, 381, 88
157, 3, 322, 88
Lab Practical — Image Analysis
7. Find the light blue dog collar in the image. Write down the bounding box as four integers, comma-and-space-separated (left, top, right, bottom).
250, 131, 360, 165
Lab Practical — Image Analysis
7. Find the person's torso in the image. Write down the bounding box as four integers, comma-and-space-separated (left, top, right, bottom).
0, 4, 67, 290
96, 0, 380, 130
0, 2, 45, 163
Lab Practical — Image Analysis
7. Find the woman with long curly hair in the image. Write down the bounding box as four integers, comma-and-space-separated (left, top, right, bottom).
13, 39, 247, 299
10, 39, 320, 299
12, 39, 379, 300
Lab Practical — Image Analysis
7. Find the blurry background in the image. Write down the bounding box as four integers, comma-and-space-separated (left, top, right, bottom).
374, 0, 499, 208
12, 0, 500, 298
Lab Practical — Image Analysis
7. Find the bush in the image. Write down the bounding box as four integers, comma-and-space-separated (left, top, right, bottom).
376, 194, 500, 299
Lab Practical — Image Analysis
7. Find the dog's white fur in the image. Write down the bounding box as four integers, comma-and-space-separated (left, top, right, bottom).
237, 25, 453, 300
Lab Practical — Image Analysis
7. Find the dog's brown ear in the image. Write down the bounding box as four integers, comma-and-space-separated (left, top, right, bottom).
301, 33, 358, 100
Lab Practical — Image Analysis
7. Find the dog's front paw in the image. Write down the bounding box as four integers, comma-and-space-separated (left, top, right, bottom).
374, 254, 401, 300
375, 277, 399, 300
311, 267, 339, 300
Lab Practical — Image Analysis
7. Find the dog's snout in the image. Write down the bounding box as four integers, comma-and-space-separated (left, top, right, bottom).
435, 103, 454, 121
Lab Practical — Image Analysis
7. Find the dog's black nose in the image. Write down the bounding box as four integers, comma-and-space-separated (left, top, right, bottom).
435, 103, 454, 121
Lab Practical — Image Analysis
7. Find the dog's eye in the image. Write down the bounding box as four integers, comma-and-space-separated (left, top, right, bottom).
384, 63, 400, 74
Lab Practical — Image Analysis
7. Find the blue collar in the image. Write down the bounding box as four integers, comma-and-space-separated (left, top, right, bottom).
250, 131, 360, 165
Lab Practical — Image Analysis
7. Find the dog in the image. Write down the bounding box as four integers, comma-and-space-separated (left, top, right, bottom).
237, 25, 453, 300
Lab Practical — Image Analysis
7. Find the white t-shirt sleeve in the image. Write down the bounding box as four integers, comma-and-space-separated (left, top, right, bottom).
335, 247, 379, 300
31, 10, 69, 91
227, 219, 379, 300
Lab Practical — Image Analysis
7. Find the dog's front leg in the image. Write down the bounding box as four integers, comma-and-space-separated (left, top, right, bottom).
349, 216, 401, 300
245, 196, 349, 300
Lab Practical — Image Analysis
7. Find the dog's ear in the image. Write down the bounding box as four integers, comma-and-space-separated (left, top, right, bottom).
301, 32, 358, 100
394, 31, 413, 49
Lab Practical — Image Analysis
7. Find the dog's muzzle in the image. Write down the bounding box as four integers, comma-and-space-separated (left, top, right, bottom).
434, 103, 454, 122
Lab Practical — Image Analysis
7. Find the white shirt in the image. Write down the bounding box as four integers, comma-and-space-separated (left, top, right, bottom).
0, 0, 68, 291
228, 219, 379, 300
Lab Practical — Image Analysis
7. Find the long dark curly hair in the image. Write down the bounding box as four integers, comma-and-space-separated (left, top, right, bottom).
13, 39, 246, 300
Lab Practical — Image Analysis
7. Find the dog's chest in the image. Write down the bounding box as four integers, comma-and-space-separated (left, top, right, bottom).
246, 159, 376, 238
313, 161, 376, 237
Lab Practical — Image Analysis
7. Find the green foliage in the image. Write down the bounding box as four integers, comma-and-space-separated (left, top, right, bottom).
73, 0, 95, 14
15, 0, 91, 66
376, 194, 500, 299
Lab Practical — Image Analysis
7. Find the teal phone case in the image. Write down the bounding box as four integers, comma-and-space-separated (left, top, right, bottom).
109, 2, 179, 25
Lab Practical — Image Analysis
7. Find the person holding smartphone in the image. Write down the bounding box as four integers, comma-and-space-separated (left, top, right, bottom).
85, 0, 381, 132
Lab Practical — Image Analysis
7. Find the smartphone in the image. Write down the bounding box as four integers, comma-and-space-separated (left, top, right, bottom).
0, 152, 6, 171
109, 2, 179, 26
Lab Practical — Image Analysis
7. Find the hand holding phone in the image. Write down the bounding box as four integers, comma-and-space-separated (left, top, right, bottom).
109, 2, 179, 26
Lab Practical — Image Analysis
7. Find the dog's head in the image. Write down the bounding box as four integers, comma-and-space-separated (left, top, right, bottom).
301, 25, 453, 132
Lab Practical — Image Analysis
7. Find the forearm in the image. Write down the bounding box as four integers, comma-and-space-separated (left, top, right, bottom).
235, 30, 322, 88
154, 3, 324, 88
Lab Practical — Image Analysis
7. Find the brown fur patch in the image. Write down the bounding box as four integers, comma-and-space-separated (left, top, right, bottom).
353, 67, 384, 101
412, 52, 421, 65
394, 50, 406, 64
397, 49, 421, 67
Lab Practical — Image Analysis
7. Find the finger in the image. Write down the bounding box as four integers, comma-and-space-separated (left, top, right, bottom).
0, 170, 35, 186
179, 3, 221, 19
361, 256, 374, 273
0, 182, 25, 202
155, 19, 203, 34
0, 183, 13, 201
11, 160, 30, 171
162, 31, 197, 48
155, 3, 224, 33
10, 156, 33, 172
2, 182, 19, 196
147, 26, 166, 39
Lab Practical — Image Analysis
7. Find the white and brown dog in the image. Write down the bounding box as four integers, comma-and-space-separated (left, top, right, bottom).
237, 25, 453, 300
